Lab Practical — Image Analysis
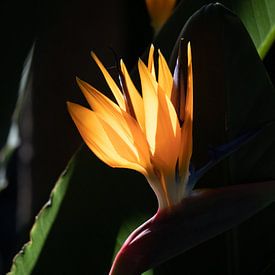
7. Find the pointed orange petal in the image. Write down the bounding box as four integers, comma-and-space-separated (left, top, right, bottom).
67, 102, 146, 175
91, 52, 126, 111
185, 43, 193, 120
154, 86, 181, 175
148, 44, 156, 80
76, 78, 131, 137
158, 50, 173, 99
120, 60, 145, 131
138, 59, 158, 153
76, 78, 151, 170
97, 113, 140, 162
122, 111, 152, 171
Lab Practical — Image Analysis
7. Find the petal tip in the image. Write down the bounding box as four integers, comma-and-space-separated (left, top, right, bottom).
76, 76, 83, 87
91, 51, 100, 64
66, 101, 76, 115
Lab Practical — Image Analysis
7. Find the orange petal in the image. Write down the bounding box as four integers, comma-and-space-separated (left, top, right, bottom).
179, 42, 193, 184
138, 59, 158, 153
138, 58, 181, 175
91, 52, 126, 111
122, 111, 152, 170
154, 86, 181, 175
120, 60, 145, 131
67, 102, 147, 175
185, 43, 193, 121
158, 50, 173, 99
76, 78, 151, 170
76, 78, 131, 137
148, 44, 156, 80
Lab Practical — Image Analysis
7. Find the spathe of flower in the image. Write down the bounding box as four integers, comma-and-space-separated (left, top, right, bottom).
145, 0, 177, 32
68, 43, 193, 210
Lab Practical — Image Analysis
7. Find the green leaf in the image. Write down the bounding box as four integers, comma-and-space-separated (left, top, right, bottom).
233, 0, 275, 58
9, 146, 156, 275
8, 150, 77, 275
156, 0, 275, 58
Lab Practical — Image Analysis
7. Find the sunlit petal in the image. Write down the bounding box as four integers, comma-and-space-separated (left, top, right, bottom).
179, 43, 193, 190
154, 86, 181, 174
148, 44, 156, 80
76, 78, 152, 174
122, 111, 152, 170
158, 50, 173, 99
91, 52, 126, 111
67, 102, 147, 175
138, 59, 158, 153
97, 114, 139, 162
120, 60, 145, 131
76, 78, 132, 137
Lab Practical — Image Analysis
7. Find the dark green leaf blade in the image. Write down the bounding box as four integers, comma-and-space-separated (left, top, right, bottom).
232, 0, 275, 58
156, 0, 275, 59
8, 150, 78, 275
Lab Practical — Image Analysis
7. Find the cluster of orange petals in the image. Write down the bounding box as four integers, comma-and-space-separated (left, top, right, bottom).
68, 43, 193, 209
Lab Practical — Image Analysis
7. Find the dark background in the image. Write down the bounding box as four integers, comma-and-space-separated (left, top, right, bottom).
0, 0, 274, 274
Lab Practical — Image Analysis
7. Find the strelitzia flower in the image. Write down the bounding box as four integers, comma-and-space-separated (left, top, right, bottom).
67, 43, 193, 210
145, 0, 177, 31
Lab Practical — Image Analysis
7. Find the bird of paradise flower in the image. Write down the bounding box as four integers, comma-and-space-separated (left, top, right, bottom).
68, 42, 193, 210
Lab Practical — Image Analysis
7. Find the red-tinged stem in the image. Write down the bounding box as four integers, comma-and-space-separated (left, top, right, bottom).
109, 181, 275, 275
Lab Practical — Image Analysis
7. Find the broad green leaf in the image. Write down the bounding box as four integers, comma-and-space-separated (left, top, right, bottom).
8, 150, 77, 275
233, 0, 275, 58
156, 0, 275, 58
